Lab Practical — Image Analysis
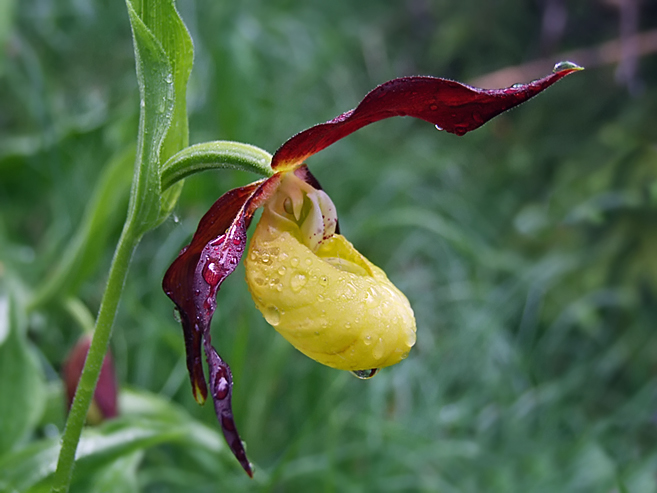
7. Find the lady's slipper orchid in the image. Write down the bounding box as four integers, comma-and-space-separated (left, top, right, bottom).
163, 62, 582, 476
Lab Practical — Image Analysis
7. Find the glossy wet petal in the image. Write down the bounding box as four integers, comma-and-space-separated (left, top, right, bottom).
271, 63, 583, 170
163, 175, 280, 476
163, 182, 262, 404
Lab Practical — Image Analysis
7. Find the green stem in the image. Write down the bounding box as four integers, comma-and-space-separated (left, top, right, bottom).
160, 141, 274, 191
50, 225, 141, 493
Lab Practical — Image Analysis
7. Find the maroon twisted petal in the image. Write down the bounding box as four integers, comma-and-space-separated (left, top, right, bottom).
271, 65, 582, 170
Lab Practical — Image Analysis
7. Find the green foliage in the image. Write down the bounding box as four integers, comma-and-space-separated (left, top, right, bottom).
1, 0, 656, 492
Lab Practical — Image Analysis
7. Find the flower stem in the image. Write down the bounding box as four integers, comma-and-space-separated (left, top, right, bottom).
50, 224, 141, 493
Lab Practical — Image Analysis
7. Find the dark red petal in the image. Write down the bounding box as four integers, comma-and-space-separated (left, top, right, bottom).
271, 63, 582, 170
163, 174, 281, 475
204, 337, 253, 477
163, 182, 261, 404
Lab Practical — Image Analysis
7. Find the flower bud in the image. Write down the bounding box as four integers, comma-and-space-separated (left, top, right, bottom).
63, 335, 118, 424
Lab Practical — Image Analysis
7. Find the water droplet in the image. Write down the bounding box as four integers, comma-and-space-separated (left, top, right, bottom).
264, 306, 281, 326
435, 125, 444, 131
345, 322, 351, 329
165, 73, 173, 84
372, 338, 385, 360
250, 252, 257, 261
400, 351, 409, 360
511, 83, 524, 89
254, 277, 265, 286
319, 275, 328, 287
203, 262, 221, 285
290, 257, 299, 268
261, 253, 270, 264
290, 272, 307, 292
172, 308, 182, 323
140, 99, 145, 108
304, 258, 312, 266
278, 266, 286, 276
350, 368, 380, 379
276, 283, 283, 292
430, 104, 438, 111
405, 328, 417, 347
363, 334, 373, 346
553, 60, 582, 73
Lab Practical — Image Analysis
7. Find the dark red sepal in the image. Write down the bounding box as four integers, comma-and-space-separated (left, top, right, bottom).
204, 336, 253, 477
271, 64, 582, 170
163, 174, 281, 476
163, 182, 261, 404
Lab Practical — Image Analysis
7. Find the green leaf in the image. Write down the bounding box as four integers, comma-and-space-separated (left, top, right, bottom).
125, 0, 194, 234
28, 148, 134, 310
0, 389, 224, 492
0, 285, 46, 456
87, 451, 143, 493
124, 1, 174, 235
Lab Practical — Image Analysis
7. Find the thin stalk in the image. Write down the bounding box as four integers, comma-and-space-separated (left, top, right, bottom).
50, 224, 142, 493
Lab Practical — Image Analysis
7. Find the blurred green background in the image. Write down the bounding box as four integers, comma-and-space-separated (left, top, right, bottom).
1, 0, 657, 491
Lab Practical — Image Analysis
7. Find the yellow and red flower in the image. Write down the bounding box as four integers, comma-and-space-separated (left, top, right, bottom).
162, 63, 582, 476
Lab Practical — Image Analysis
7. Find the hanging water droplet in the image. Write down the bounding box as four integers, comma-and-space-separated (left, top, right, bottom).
435, 125, 444, 131
264, 306, 281, 326
553, 61, 583, 73
350, 368, 380, 379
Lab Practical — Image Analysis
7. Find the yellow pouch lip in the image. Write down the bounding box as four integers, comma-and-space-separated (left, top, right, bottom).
245, 210, 416, 371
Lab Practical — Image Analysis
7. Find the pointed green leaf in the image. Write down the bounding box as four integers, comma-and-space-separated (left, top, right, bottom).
0, 287, 46, 456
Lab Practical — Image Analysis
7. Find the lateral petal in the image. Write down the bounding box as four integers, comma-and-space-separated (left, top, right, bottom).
271, 63, 582, 170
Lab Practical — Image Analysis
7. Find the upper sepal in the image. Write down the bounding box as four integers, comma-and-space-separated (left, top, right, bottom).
271, 62, 583, 170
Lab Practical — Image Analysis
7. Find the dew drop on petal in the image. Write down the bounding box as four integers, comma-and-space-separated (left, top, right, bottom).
553, 60, 582, 73
405, 328, 417, 347
372, 338, 385, 360
264, 306, 281, 326
290, 272, 307, 292
351, 368, 380, 379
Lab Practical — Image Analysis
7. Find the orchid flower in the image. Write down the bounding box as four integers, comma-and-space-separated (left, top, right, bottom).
163, 62, 582, 476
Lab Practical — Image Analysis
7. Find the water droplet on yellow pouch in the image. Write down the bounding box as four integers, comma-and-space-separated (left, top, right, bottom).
372, 338, 385, 360
264, 306, 281, 326
319, 275, 328, 287
363, 334, 373, 346
350, 368, 380, 380
278, 266, 286, 276
290, 257, 299, 268
290, 272, 307, 292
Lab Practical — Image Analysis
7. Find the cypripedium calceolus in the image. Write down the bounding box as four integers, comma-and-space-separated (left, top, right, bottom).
163, 62, 582, 476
